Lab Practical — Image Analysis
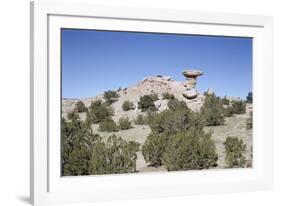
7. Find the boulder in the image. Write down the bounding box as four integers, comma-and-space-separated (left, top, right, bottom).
206, 88, 214, 96
182, 89, 198, 99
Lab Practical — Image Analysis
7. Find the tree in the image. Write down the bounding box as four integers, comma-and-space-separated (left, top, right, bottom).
118, 117, 132, 130
99, 118, 118, 132
62, 115, 100, 176
231, 100, 246, 114
163, 128, 218, 171
122, 100, 135, 111
224, 137, 246, 168
103, 90, 119, 104
246, 111, 253, 129
167, 98, 188, 111
246, 92, 253, 103
74, 100, 88, 113
137, 94, 158, 112
148, 108, 196, 134
85, 100, 114, 125
90, 135, 140, 174
162, 92, 175, 100
200, 94, 225, 126
142, 133, 169, 167
134, 114, 148, 125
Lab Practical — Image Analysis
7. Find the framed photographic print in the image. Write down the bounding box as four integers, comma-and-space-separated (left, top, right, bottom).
30, 1, 273, 205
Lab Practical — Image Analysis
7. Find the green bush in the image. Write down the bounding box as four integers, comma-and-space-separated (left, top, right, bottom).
103, 90, 119, 104
246, 92, 253, 103
246, 111, 253, 129
162, 92, 175, 100
167, 99, 188, 111
142, 133, 169, 166
74, 100, 88, 113
90, 135, 140, 174
85, 100, 114, 125
224, 137, 246, 168
137, 94, 158, 112
62, 116, 100, 176
122, 100, 135, 111
148, 107, 201, 135
118, 117, 132, 130
200, 94, 225, 126
231, 100, 246, 114
223, 106, 234, 117
163, 129, 218, 171
134, 114, 148, 125
221, 96, 230, 105
99, 118, 118, 132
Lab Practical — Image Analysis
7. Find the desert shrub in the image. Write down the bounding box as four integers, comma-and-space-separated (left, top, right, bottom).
62, 116, 100, 176
148, 107, 198, 134
167, 99, 188, 111
118, 117, 132, 130
142, 133, 169, 166
224, 137, 246, 168
99, 118, 118, 132
162, 92, 175, 100
246, 92, 253, 103
122, 100, 135, 111
90, 135, 140, 174
85, 100, 114, 125
74, 100, 88, 113
103, 90, 119, 104
200, 94, 225, 126
246, 111, 253, 129
134, 114, 148, 125
231, 100, 246, 114
137, 94, 158, 112
221, 96, 230, 105
223, 106, 234, 117
163, 128, 218, 171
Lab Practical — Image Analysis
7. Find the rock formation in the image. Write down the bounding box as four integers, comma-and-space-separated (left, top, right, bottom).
182, 70, 203, 99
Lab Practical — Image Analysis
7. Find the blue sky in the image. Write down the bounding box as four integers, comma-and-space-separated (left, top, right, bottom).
62, 29, 252, 99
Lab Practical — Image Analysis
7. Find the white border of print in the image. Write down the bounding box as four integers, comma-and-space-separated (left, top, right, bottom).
30, 1, 273, 205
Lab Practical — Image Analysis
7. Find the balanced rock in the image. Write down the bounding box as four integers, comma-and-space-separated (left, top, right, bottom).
182, 89, 198, 99
182, 70, 203, 89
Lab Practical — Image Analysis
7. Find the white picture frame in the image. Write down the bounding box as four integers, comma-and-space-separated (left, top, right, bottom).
30, 1, 273, 205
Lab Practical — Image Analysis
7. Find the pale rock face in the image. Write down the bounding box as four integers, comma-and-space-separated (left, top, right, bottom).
62, 72, 207, 119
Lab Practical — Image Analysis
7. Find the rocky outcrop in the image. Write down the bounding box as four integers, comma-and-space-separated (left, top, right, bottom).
206, 88, 214, 96
182, 70, 203, 99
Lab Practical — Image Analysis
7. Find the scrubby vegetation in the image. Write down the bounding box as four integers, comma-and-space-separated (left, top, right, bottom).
231, 100, 246, 114
162, 92, 175, 100
85, 100, 114, 125
246, 92, 253, 103
142, 133, 169, 167
246, 111, 253, 129
224, 136, 246, 168
62, 112, 140, 176
142, 99, 218, 170
167, 98, 188, 111
122, 100, 135, 111
134, 114, 148, 125
99, 118, 118, 132
223, 106, 234, 117
200, 94, 225, 126
103, 90, 119, 105
137, 94, 158, 112
164, 129, 218, 171
74, 100, 88, 113
221, 96, 230, 105
62, 113, 100, 176
118, 117, 132, 130
90, 135, 140, 174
